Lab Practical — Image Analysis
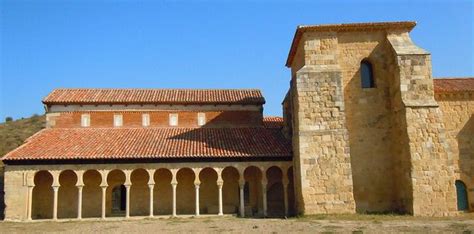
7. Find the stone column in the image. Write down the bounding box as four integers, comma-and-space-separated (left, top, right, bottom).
262, 180, 267, 217
215, 168, 224, 216
77, 186, 84, 219
76, 170, 84, 220
217, 181, 223, 216
171, 182, 177, 217
193, 168, 202, 217
124, 170, 132, 218
282, 168, 289, 217
194, 183, 200, 216
101, 185, 107, 219
148, 184, 154, 217
51, 171, 60, 220
171, 169, 178, 217
26, 185, 34, 220
99, 170, 109, 219
283, 183, 289, 217
147, 169, 155, 217
52, 185, 59, 220
125, 184, 131, 218
239, 180, 245, 217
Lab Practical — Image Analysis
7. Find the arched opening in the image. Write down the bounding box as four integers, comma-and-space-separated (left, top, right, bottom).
198, 168, 218, 214
266, 166, 284, 217
82, 170, 101, 218
107, 169, 126, 217
456, 180, 469, 211
154, 168, 172, 215
58, 170, 78, 219
222, 166, 239, 214
176, 168, 195, 214
244, 166, 262, 216
360, 59, 375, 88
130, 168, 149, 216
287, 167, 296, 216
32, 170, 53, 219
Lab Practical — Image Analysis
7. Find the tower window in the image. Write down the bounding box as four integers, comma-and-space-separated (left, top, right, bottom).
114, 114, 123, 127
81, 114, 90, 127
360, 60, 375, 88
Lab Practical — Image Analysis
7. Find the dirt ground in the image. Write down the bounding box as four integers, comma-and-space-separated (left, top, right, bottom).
1, 214, 473, 233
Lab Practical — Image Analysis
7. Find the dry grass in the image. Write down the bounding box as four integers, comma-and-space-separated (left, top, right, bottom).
0, 114, 45, 157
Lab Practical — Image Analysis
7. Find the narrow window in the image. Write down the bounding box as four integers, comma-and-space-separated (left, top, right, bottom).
142, 113, 150, 127
360, 60, 375, 88
197, 112, 206, 126
169, 113, 178, 126
81, 114, 90, 127
114, 114, 123, 127
455, 180, 469, 211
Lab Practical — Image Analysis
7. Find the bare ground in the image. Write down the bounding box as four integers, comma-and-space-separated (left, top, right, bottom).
1, 214, 474, 233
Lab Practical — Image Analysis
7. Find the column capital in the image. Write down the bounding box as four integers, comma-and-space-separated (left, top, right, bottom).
75, 170, 85, 187
124, 183, 132, 188
147, 169, 156, 185
171, 181, 178, 186
194, 182, 201, 188
99, 170, 109, 187
51, 170, 61, 187
52, 185, 60, 190
217, 180, 224, 187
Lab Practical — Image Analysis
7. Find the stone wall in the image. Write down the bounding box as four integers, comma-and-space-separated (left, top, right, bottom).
387, 32, 457, 216
286, 24, 459, 216
289, 31, 356, 214
437, 93, 474, 211
338, 31, 397, 213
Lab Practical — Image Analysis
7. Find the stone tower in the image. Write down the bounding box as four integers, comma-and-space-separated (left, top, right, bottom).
283, 21, 457, 216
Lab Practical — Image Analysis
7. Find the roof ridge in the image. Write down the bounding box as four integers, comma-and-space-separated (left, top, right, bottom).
43, 88, 265, 105
50, 88, 263, 91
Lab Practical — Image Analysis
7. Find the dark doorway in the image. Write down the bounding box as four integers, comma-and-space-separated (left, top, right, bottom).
455, 180, 469, 211
112, 185, 126, 213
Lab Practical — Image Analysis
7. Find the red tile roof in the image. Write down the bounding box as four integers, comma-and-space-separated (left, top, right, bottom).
43, 89, 265, 105
2, 127, 291, 161
434, 78, 474, 93
263, 116, 284, 128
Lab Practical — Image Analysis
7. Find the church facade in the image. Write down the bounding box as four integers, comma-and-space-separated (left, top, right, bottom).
2, 21, 473, 221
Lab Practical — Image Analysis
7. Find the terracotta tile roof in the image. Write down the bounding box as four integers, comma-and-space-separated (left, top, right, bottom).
286, 21, 416, 67
263, 116, 284, 128
434, 78, 474, 93
43, 89, 265, 105
2, 127, 291, 161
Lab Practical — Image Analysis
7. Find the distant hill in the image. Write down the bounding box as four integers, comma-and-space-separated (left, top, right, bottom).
0, 115, 46, 158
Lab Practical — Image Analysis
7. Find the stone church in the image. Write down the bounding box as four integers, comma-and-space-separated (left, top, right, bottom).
2, 21, 473, 221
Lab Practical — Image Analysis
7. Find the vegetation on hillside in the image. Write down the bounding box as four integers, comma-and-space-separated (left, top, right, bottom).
0, 115, 46, 158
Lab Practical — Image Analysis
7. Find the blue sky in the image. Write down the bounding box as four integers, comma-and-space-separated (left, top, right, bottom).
1, 0, 473, 120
